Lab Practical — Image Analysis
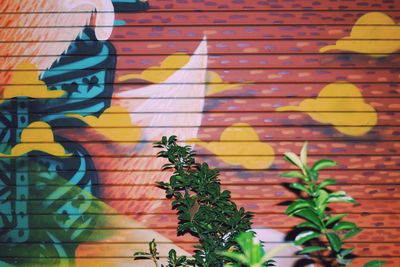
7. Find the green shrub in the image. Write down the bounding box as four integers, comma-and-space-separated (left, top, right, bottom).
134, 136, 254, 266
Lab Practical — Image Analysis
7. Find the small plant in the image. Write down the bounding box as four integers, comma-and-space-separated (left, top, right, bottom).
135, 136, 254, 266
283, 142, 386, 267
133, 239, 161, 266
218, 232, 275, 267
134, 239, 189, 267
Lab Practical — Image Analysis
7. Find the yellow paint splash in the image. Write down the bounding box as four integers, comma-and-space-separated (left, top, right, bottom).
276, 82, 377, 136
118, 53, 190, 83
320, 12, 400, 57
193, 123, 275, 169
67, 106, 141, 143
0, 122, 71, 157
2, 62, 65, 102
206, 71, 242, 95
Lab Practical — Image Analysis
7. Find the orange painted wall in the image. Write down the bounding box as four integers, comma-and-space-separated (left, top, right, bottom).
0, 0, 399, 266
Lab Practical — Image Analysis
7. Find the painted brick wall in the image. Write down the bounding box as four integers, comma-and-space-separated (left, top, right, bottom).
0, 0, 399, 266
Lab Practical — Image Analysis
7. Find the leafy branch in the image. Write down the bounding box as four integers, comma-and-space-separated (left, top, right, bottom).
153, 136, 253, 266
133, 239, 161, 267
283, 142, 386, 267
133, 239, 189, 267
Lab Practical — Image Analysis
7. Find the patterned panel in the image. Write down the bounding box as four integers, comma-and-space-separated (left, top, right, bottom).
0, 99, 29, 243
38, 28, 116, 125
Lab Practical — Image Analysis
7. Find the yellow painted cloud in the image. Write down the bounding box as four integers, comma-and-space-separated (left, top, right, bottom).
276, 82, 377, 136
118, 53, 190, 83
2, 62, 65, 103
320, 12, 400, 57
0, 121, 71, 157
67, 106, 141, 143
206, 71, 242, 95
193, 123, 275, 169
117, 51, 243, 95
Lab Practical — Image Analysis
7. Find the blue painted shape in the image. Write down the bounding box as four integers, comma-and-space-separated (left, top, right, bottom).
114, 19, 127, 26
112, 0, 150, 12
39, 28, 116, 127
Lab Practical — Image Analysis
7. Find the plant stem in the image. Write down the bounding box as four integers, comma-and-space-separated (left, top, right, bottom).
152, 256, 160, 267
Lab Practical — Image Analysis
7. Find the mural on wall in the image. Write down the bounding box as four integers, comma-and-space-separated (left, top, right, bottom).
1, 1, 153, 266
1, 0, 399, 266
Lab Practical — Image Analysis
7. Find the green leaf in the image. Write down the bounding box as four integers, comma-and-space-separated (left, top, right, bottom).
284, 152, 304, 170
339, 247, 354, 257
176, 256, 187, 265
133, 252, 151, 257
133, 252, 152, 260
326, 214, 348, 226
342, 227, 362, 241
177, 222, 193, 235
294, 231, 321, 245
311, 159, 337, 171
281, 171, 305, 178
318, 179, 337, 189
286, 200, 312, 215
328, 191, 356, 204
236, 232, 262, 261
168, 249, 177, 262
149, 239, 158, 256
162, 136, 167, 145
300, 142, 308, 166
296, 221, 320, 230
168, 135, 177, 144
307, 169, 319, 181
316, 189, 329, 212
326, 232, 342, 252
332, 221, 357, 232
364, 260, 387, 267
298, 246, 326, 254
289, 183, 310, 193
293, 208, 323, 229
